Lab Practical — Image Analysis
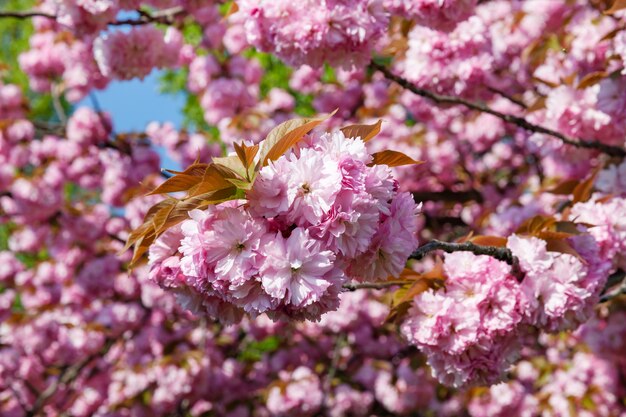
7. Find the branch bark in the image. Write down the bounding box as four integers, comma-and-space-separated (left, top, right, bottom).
0, 10, 54, 19
370, 61, 626, 158
0, 6, 184, 26
26, 338, 116, 417
342, 280, 409, 291
410, 239, 523, 281
599, 270, 626, 303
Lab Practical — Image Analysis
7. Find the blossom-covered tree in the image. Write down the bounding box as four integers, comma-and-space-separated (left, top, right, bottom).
2, 0, 626, 415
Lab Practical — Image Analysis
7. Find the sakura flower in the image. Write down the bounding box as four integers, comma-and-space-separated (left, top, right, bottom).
260, 227, 344, 309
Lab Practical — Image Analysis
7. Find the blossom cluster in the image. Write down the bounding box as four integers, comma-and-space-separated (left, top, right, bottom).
235, 0, 389, 68
402, 232, 611, 386
94, 26, 183, 80
149, 131, 421, 322
4, 0, 626, 414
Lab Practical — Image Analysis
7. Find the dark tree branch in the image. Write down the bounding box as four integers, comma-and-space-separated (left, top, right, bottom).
412, 189, 483, 203
487, 86, 528, 109
370, 61, 626, 158
342, 281, 409, 291
600, 270, 626, 303
26, 339, 116, 417
0, 6, 184, 26
410, 239, 523, 281
0, 10, 54, 19
109, 6, 184, 26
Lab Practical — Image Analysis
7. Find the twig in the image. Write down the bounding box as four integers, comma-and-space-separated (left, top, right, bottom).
409, 239, 524, 281
487, 86, 528, 109
321, 335, 346, 412
370, 61, 626, 158
0, 10, 54, 19
342, 281, 409, 291
600, 270, 626, 303
0, 6, 184, 26
109, 6, 184, 26
412, 189, 483, 203
26, 339, 116, 417
50, 84, 67, 124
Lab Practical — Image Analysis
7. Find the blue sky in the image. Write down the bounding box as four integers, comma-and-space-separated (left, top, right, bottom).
79, 71, 184, 132
78, 70, 184, 170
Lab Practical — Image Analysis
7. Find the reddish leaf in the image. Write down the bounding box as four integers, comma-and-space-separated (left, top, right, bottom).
470, 235, 508, 247
545, 238, 587, 264
150, 200, 178, 235
527, 96, 547, 112
577, 71, 608, 89
213, 155, 248, 179
340, 120, 383, 143
572, 169, 599, 204
387, 264, 445, 323
163, 163, 209, 177
147, 174, 202, 195
187, 165, 236, 197
130, 231, 158, 266
369, 150, 423, 167
258, 111, 336, 167
233, 142, 259, 170
606, 0, 626, 14
555, 221, 585, 235
547, 179, 579, 195
535, 230, 575, 241
516, 215, 556, 234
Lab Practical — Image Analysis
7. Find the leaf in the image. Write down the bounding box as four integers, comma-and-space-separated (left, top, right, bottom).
577, 71, 608, 89
175, 187, 241, 213
226, 177, 254, 190
601, 26, 626, 41
544, 239, 587, 264
163, 163, 210, 177
129, 230, 156, 267
605, 0, 626, 14
555, 221, 585, 235
470, 235, 508, 247
213, 155, 248, 179
572, 169, 599, 204
223, 0, 239, 18
125, 187, 241, 266
340, 120, 383, 142
150, 199, 178, 235
369, 150, 424, 167
516, 215, 556, 235
547, 179, 579, 195
233, 142, 259, 170
147, 174, 202, 195
187, 164, 237, 197
257, 111, 336, 167
535, 230, 575, 241
457, 230, 475, 243
527, 96, 547, 112
122, 199, 176, 252
387, 265, 445, 323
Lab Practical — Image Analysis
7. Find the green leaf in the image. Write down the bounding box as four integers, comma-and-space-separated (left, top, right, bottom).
239, 336, 281, 362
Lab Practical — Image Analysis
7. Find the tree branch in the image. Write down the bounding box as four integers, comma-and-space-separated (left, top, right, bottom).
109, 6, 184, 26
0, 10, 55, 19
412, 189, 483, 203
342, 281, 409, 291
370, 61, 626, 158
487, 86, 528, 109
26, 338, 116, 417
599, 270, 626, 303
409, 239, 523, 281
0, 6, 184, 26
